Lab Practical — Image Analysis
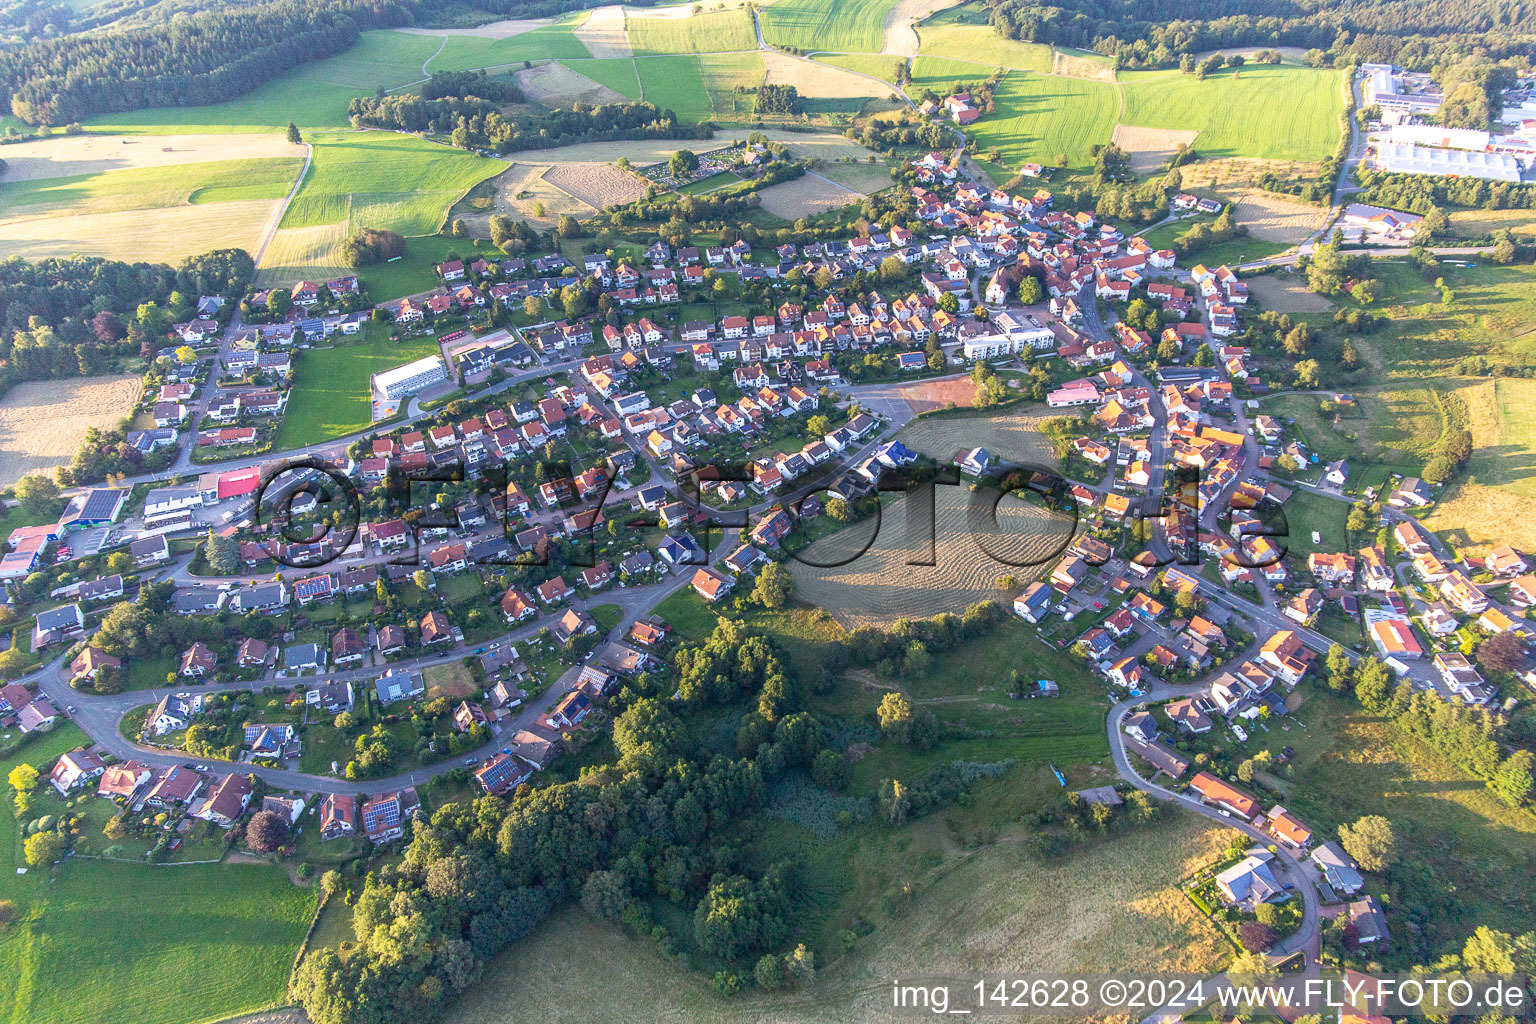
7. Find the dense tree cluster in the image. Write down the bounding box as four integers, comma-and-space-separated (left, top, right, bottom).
1341, 653, 1532, 808
0, 0, 377, 124
752, 83, 801, 115
292, 621, 825, 1024
0, 249, 250, 393
1353, 168, 1536, 214
348, 96, 711, 155
984, 0, 1536, 71
339, 227, 407, 268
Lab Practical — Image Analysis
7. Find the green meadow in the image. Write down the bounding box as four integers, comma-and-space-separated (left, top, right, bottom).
760, 0, 898, 53
277, 322, 446, 448
84, 30, 442, 133
427, 18, 594, 73
562, 57, 644, 100
0, 726, 316, 1024
965, 70, 1120, 174
0, 159, 303, 218
1119, 63, 1344, 162
627, 8, 758, 55
280, 130, 506, 237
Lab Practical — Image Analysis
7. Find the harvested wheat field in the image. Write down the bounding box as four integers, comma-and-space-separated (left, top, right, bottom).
791, 482, 1073, 630
255, 222, 349, 285
0, 133, 302, 182
399, 17, 551, 38
763, 50, 889, 100
0, 200, 282, 265
1052, 50, 1116, 82
1110, 124, 1199, 176
516, 61, 625, 106
574, 4, 630, 58
892, 375, 978, 414
1245, 274, 1333, 312
494, 163, 595, 228
0, 376, 140, 486
1230, 191, 1325, 243
899, 402, 1055, 466
759, 129, 878, 162
442, 814, 1229, 1024
542, 162, 645, 209
1178, 157, 1321, 192
757, 175, 862, 219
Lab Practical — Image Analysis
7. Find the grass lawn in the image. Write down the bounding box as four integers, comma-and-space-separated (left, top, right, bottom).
0, 499, 65, 547
636, 55, 715, 121
424, 661, 479, 699
676, 170, 742, 194
0, 724, 317, 1024
84, 31, 443, 133
760, 0, 898, 53
562, 58, 644, 100
628, 8, 757, 55
275, 321, 443, 448
589, 603, 624, 634
1280, 488, 1350, 561
963, 69, 1119, 175
1282, 691, 1536, 956
1138, 217, 1290, 265
125, 652, 177, 691
281, 130, 507, 237
1119, 63, 1343, 162
355, 235, 506, 303
915, 4, 1052, 72
0, 158, 303, 220
651, 588, 721, 642
438, 571, 485, 605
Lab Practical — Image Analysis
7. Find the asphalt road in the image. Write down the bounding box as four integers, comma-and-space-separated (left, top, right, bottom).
27, 534, 734, 795
1107, 688, 1323, 989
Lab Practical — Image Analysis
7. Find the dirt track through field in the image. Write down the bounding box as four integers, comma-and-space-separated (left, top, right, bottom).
0, 133, 303, 182
882, 0, 962, 56
516, 62, 625, 106
574, 4, 631, 57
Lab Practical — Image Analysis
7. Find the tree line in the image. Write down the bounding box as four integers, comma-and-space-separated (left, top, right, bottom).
347, 96, 712, 154
0, 248, 251, 393
985, 0, 1536, 72
0, 0, 634, 124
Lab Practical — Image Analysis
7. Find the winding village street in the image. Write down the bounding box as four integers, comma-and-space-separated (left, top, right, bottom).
9, 95, 1512, 1015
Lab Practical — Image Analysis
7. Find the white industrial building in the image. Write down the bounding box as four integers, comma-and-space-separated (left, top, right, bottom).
1362, 63, 1442, 119
373, 355, 448, 400
1374, 142, 1523, 183
1387, 124, 1491, 151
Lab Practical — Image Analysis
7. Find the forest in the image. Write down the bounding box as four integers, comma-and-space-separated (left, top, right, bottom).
287, 603, 1065, 1024
984, 0, 1536, 70
0, 0, 628, 124
0, 249, 251, 391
